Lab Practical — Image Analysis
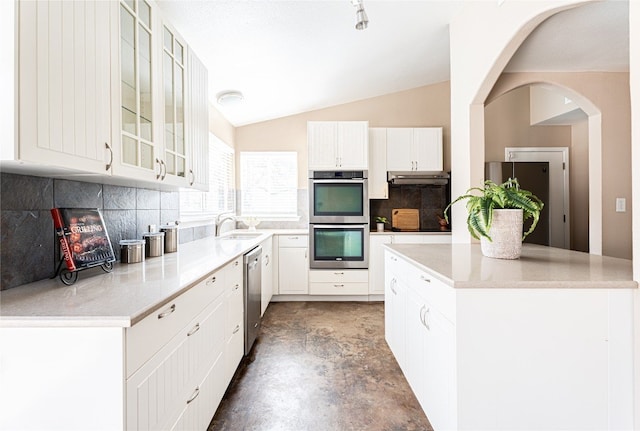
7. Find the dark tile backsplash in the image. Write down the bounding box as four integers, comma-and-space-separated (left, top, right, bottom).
370, 184, 451, 231
0, 173, 204, 291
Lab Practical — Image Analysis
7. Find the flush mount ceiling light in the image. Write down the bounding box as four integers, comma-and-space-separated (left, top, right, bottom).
351, 0, 369, 30
216, 90, 244, 106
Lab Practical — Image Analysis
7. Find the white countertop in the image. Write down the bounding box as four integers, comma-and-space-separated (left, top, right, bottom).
0, 232, 275, 328
385, 243, 637, 289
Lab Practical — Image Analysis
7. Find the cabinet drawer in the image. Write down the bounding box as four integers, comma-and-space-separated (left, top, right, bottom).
126, 268, 225, 377
278, 234, 308, 247
309, 269, 368, 283
405, 265, 455, 322
310, 282, 369, 295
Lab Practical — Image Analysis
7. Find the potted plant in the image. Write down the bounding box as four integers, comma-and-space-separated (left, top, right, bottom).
375, 216, 388, 232
445, 178, 544, 259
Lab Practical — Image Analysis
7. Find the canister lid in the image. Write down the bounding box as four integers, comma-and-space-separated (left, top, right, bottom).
160, 224, 178, 231
119, 239, 145, 246
143, 232, 165, 238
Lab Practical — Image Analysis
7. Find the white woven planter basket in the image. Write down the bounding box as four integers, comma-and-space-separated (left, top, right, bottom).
480, 209, 523, 259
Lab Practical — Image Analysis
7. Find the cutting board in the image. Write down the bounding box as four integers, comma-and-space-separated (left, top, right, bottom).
392, 209, 420, 231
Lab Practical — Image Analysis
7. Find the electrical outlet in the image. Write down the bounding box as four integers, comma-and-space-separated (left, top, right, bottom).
616, 198, 626, 213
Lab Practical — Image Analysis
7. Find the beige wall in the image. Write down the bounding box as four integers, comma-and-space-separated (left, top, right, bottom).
235, 81, 452, 188
487, 72, 631, 259
570, 120, 589, 252
484, 86, 572, 161
209, 103, 235, 148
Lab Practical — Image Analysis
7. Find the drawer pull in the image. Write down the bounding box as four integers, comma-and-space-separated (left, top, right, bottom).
206, 276, 217, 285
233, 324, 240, 334
187, 323, 200, 337
234, 283, 240, 291
288, 236, 299, 240
420, 275, 431, 283
334, 284, 345, 288
186, 387, 200, 404
157, 304, 176, 319
334, 272, 344, 275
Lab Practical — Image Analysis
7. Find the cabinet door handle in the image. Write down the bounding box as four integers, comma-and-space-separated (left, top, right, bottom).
415, 160, 418, 170
186, 387, 200, 404
206, 276, 216, 285
419, 305, 426, 326
160, 159, 167, 180
265, 255, 270, 266
390, 278, 397, 295
155, 158, 162, 179
420, 275, 431, 283
233, 324, 240, 334
234, 260, 240, 266
305, 249, 308, 259
233, 283, 240, 291
105, 142, 113, 171
423, 307, 431, 331
187, 323, 200, 337
189, 169, 195, 186
158, 304, 176, 319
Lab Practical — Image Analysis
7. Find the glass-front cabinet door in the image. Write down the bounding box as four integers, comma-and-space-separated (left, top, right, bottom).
119, 0, 157, 176
162, 24, 187, 182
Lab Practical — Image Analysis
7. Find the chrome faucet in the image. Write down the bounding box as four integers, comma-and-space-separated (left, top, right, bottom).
215, 212, 237, 236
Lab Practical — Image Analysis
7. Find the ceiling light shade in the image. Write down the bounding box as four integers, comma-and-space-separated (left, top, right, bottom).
355, 6, 368, 30
216, 90, 244, 106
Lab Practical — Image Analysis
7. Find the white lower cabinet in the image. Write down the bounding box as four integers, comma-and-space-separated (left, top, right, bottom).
224, 258, 244, 382
126, 294, 225, 430
277, 234, 309, 294
126, 257, 244, 431
370, 234, 451, 295
260, 236, 274, 315
309, 269, 368, 295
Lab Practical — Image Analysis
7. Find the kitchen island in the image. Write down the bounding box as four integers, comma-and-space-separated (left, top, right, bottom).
384, 243, 636, 431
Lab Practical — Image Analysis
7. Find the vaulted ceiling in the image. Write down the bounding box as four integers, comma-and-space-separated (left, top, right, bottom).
156, 0, 629, 126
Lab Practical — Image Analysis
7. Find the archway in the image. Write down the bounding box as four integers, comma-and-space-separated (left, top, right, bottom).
484, 79, 603, 254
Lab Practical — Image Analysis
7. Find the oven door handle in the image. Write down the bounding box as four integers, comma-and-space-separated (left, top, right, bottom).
311, 178, 366, 184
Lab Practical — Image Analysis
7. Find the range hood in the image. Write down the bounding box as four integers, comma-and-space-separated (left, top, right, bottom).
387, 171, 450, 185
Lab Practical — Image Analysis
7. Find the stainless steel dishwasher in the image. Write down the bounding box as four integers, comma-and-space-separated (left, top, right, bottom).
244, 245, 262, 354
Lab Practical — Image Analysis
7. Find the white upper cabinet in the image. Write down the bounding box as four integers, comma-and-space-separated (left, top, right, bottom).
386, 127, 443, 172
368, 127, 388, 199
308, 121, 369, 170
186, 49, 209, 190
12, 0, 209, 189
17, 0, 112, 174
112, 0, 163, 182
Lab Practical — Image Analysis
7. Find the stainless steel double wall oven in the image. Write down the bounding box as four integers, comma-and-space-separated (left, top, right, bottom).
309, 170, 369, 269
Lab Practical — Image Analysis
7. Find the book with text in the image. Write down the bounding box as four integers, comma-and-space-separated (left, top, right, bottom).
50, 208, 116, 272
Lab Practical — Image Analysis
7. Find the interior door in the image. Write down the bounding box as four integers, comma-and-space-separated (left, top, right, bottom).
505, 147, 570, 249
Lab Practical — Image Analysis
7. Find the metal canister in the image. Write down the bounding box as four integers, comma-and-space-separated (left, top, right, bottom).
143, 232, 165, 258
160, 224, 178, 253
119, 239, 145, 263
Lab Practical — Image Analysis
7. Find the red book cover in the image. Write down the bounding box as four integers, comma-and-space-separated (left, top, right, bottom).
50, 208, 116, 272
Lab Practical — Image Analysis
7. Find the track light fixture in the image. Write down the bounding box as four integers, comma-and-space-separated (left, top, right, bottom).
351, 0, 369, 30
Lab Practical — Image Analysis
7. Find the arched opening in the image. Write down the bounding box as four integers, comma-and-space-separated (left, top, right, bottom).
484, 80, 603, 254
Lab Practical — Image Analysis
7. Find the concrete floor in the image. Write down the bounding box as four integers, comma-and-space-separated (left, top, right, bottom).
208, 301, 433, 431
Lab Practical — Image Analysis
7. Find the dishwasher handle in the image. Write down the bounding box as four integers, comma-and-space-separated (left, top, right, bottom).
244, 245, 263, 267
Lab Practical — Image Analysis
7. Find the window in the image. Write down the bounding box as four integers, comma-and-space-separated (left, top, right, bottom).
180, 134, 234, 218
240, 152, 297, 218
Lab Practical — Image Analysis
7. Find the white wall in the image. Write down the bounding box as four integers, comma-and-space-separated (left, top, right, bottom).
629, 0, 640, 427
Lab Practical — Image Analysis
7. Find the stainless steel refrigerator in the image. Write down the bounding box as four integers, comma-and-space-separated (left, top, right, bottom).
485, 161, 550, 246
